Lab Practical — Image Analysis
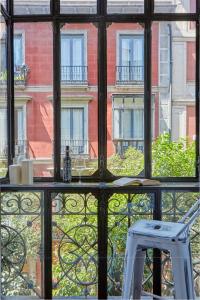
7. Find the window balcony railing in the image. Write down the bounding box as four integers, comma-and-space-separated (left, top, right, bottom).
0, 65, 29, 86
61, 139, 89, 156
15, 139, 28, 158
61, 66, 88, 85
116, 65, 144, 85
0, 140, 7, 159
1, 186, 200, 299
114, 139, 144, 155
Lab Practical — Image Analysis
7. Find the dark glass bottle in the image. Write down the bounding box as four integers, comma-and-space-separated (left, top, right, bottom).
63, 146, 72, 183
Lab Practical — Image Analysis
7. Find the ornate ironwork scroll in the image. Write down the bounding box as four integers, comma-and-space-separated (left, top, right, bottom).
51, 193, 98, 298
107, 193, 154, 296
0, 192, 42, 297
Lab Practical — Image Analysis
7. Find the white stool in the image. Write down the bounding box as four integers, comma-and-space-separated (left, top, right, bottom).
122, 199, 200, 300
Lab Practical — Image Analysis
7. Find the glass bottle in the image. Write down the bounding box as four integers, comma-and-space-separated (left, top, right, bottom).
63, 146, 72, 183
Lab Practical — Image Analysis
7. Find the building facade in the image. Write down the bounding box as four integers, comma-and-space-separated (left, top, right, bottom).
0, 0, 196, 177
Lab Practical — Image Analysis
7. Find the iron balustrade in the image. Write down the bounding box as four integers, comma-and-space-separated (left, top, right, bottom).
0, 65, 29, 85
61, 139, 89, 155
114, 139, 144, 155
0, 140, 7, 159
61, 66, 88, 84
1, 183, 200, 299
116, 65, 144, 84
15, 139, 28, 158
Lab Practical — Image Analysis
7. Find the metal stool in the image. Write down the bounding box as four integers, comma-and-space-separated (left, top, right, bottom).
122, 199, 200, 300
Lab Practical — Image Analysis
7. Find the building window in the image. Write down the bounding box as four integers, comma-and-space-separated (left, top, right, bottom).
61, 107, 88, 154
13, 34, 28, 85
14, 107, 26, 157
61, 34, 87, 84
117, 34, 144, 84
113, 96, 144, 154
14, 34, 23, 67
0, 108, 7, 158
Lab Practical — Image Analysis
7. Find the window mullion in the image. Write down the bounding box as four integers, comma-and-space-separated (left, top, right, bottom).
53, 21, 61, 181
144, 19, 152, 178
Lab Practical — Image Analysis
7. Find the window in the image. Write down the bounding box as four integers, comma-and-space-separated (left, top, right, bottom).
117, 35, 144, 83
61, 34, 87, 84
14, 34, 23, 67
14, 107, 26, 157
61, 107, 88, 155
113, 96, 144, 155
1, 0, 199, 182
0, 36, 6, 72
0, 108, 7, 158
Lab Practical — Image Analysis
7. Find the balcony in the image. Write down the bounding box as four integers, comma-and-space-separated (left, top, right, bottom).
61, 139, 89, 156
0, 184, 200, 299
61, 66, 88, 85
116, 65, 144, 85
114, 139, 144, 155
0, 65, 29, 86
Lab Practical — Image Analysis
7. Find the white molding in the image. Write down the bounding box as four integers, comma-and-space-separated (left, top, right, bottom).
47, 95, 93, 103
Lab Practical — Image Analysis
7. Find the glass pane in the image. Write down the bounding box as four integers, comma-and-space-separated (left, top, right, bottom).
152, 21, 196, 177
52, 192, 98, 298
60, 23, 98, 178
60, 0, 96, 14
154, 0, 196, 13
14, 23, 53, 177
0, 12, 7, 178
14, 0, 50, 14
0, 0, 7, 9
107, 0, 144, 14
1, 192, 42, 297
107, 23, 144, 177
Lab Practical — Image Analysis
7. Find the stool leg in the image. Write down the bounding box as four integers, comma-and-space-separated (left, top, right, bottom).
122, 233, 138, 300
133, 248, 146, 300
170, 241, 195, 300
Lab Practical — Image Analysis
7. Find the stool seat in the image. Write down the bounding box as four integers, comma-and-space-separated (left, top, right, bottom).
122, 199, 200, 300
130, 219, 186, 239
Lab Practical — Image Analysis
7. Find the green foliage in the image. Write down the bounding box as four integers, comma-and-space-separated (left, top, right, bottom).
2, 134, 198, 297
108, 146, 144, 176
152, 133, 195, 177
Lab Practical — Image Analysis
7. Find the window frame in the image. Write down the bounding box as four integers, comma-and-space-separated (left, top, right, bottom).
0, 0, 199, 183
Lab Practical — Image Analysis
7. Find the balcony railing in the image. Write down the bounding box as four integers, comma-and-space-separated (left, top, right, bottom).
0, 140, 28, 159
116, 65, 144, 84
61, 139, 89, 155
0, 140, 7, 159
61, 66, 88, 85
0, 65, 29, 85
1, 186, 200, 299
114, 139, 144, 155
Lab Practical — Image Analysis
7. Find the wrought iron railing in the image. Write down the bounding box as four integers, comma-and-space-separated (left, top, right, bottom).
0, 140, 7, 158
61, 66, 88, 84
1, 186, 200, 299
15, 139, 28, 157
114, 139, 144, 155
61, 139, 89, 155
116, 65, 144, 84
0, 140, 28, 159
0, 65, 29, 85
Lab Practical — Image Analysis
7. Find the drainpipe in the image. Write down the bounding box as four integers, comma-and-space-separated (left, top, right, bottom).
168, 24, 173, 139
